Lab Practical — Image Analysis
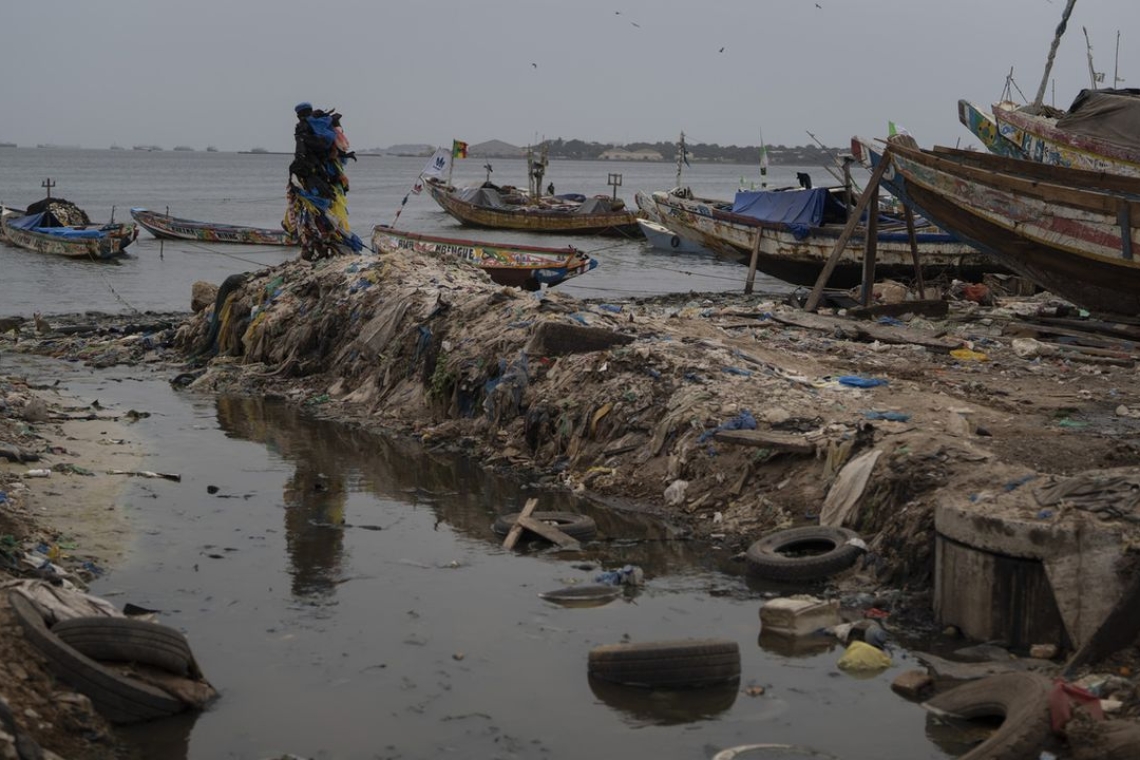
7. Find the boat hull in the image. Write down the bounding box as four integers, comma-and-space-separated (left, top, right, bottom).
130, 208, 294, 246
652, 192, 994, 288
427, 183, 641, 237
992, 103, 1140, 178
371, 226, 598, 291
869, 138, 1140, 316
1, 216, 135, 260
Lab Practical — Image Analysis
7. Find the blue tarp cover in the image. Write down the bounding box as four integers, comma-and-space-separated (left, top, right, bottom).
731, 188, 828, 227
7, 212, 105, 239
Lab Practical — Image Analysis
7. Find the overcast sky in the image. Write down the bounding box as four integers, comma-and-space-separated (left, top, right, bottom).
2, 0, 1135, 152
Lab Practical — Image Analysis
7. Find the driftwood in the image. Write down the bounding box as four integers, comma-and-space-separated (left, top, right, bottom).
502, 498, 538, 551
712, 429, 816, 455
768, 311, 960, 352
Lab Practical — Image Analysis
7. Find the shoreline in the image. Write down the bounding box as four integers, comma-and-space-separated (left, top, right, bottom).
5, 247, 1140, 755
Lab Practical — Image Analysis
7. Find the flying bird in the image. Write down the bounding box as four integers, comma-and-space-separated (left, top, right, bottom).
815, 2, 822, 7
532, 62, 537, 68
631, 21, 640, 27
719, 47, 725, 53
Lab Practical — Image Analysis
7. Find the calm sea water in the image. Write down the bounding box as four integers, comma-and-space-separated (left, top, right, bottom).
0, 148, 817, 315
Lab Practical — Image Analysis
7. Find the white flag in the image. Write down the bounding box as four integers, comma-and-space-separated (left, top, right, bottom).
420, 147, 452, 180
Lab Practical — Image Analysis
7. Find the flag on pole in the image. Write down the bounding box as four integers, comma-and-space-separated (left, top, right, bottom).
452, 139, 469, 159
888, 121, 911, 137
420, 147, 452, 180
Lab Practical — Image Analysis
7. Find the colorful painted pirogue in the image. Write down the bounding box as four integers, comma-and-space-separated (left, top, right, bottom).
130, 208, 295, 245
0, 197, 137, 260
372, 225, 598, 291
854, 134, 1140, 317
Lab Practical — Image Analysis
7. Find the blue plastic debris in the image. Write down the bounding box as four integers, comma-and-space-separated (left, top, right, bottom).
595, 565, 644, 586
1004, 474, 1038, 492
721, 366, 752, 377
568, 313, 589, 325
838, 376, 889, 388
597, 304, 623, 313
861, 410, 907, 421
877, 316, 905, 327
698, 409, 757, 443
1037, 509, 1054, 519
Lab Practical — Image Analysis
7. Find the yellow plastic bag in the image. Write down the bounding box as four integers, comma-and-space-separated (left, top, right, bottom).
950, 348, 989, 362
837, 640, 892, 672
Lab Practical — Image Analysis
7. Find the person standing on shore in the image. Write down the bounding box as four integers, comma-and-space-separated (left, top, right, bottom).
283, 102, 363, 261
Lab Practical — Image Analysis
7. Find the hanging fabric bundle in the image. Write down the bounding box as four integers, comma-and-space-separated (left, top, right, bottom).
283, 102, 364, 261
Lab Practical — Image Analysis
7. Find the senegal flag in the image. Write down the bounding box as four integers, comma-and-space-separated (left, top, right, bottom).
452, 140, 469, 159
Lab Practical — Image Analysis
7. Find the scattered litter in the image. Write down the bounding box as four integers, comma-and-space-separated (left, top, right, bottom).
863, 410, 910, 422
106, 469, 182, 482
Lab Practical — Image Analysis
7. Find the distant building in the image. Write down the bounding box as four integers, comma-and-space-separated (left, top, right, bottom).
598, 148, 663, 161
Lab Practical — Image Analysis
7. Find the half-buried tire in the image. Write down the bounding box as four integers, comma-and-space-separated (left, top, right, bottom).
52, 616, 202, 679
492, 511, 597, 541
922, 672, 1053, 760
588, 638, 741, 688
8, 591, 186, 724
744, 526, 865, 582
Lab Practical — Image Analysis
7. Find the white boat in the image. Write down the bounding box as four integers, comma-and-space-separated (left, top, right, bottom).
636, 217, 712, 255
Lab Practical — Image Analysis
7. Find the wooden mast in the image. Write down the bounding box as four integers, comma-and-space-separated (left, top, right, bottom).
1031, 0, 1079, 113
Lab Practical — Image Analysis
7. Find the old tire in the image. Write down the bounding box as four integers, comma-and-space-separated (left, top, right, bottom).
492, 511, 597, 541
8, 592, 185, 724
52, 616, 201, 678
923, 672, 1053, 760
588, 638, 741, 688
744, 526, 865, 582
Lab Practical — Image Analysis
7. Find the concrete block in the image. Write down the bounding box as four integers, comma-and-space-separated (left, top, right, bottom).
759, 596, 840, 637
891, 669, 934, 700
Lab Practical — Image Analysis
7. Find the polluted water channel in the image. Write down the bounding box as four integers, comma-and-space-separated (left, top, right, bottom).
15, 356, 981, 760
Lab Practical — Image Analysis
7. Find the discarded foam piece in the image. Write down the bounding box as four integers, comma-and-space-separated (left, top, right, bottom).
759, 595, 840, 637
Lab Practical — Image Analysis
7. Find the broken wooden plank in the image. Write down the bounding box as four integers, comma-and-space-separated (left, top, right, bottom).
847, 299, 949, 320
515, 515, 582, 550
713, 429, 816, 455
769, 310, 960, 352
502, 497, 538, 551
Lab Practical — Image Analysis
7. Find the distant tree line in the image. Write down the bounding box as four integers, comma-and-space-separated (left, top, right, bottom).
543, 137, 843, 165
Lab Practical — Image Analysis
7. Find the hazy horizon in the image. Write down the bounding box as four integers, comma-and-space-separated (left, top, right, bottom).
1, 0, 1135, 154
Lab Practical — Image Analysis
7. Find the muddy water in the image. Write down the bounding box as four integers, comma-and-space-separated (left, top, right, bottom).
16, 357, 971, 760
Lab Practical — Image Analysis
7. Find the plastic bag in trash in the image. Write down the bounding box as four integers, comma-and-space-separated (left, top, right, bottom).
595, 565, 644, 587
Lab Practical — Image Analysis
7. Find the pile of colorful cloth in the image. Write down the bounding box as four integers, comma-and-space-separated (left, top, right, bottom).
283, 102, 364, 261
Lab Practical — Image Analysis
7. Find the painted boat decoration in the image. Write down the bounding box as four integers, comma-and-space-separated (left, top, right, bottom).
425, 178, 642, 237
130, 208, 295, 246
371, 225, 598, 291
854, 134, 1140, 317
649, 185, 993, 288
0, 199, 136, 260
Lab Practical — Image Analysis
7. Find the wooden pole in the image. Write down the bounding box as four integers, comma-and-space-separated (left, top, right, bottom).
502, 498, 538, 551
804, 150, 893, 312
903, 206, 926, 295
744, 227, 762, 294
1032, 0, 1079, 112
860, 195, 879, 307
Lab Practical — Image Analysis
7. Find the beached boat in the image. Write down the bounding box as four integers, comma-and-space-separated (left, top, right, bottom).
957, 2, 1140, 177
130, 207, 295, 246
1, 198, 137, 260
633, 190, 714, 255
958, 93, 1140, 178
648, 185, 992, 287
853, 135, 1140, 316
371, 225, 598, 291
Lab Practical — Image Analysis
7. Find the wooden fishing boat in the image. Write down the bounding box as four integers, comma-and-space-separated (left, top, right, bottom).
0, 199, 136, 260
371, 225, 598, 291
958, 95, 1140, 178
853, 135, 1140, 316
130, 208, 295, 246
425, 178, 642, 237
649, 185, 993, 287
957, 3, 1140, 177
